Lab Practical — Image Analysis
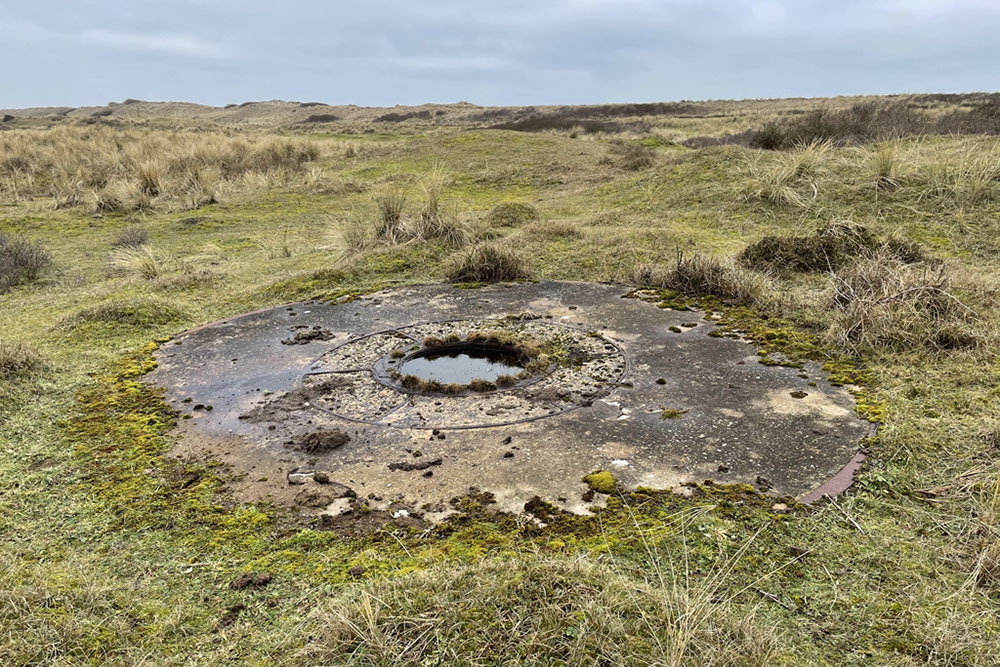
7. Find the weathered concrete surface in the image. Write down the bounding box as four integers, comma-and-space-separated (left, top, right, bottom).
149, 282, 870, 520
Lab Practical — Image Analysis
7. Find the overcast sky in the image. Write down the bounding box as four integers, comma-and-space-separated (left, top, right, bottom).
2, 0, 998, 108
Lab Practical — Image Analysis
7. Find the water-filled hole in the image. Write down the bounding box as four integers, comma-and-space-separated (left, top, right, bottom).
398, 344, 526, 386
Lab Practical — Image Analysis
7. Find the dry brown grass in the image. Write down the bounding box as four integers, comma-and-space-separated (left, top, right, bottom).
628, 250, 773, 306
826, 254, 980, 352
108, 245, 169, 280
299, 555, 778, 667
0, 341, 45, 381
0, 125, 321, 213
0, 232, 51, 293
739, 140, 831, 208
446, 241, 532, 283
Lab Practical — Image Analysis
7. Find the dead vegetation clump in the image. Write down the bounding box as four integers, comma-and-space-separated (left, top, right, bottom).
0, 232, 52, 293
629, 250, 773, 306
485, 202, 538, 227
740, 223, 924, 274
826, 254, 980, 352
111, 225, 149, 249
446, 241, 532, 283
0, 125, 321, 213
521, 220, 583, 240
0, 342, 46, 381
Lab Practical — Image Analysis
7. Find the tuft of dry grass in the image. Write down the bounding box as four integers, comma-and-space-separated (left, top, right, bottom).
372, 189, 409, 244
446, 241, 532, 283
111, 224, 149, 249
739, 140, 831, 208
108, 245, 169, 280
0, 341, 45, 381
0, 232, 52, 293
485, 202, 538, 227
629, 250, 773, 306
868, 141, 904, 190
300, 554, 779, 667
826, 254, 980, 352
915, 143, 1000, 206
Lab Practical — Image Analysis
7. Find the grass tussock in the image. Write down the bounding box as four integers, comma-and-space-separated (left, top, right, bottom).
62, 297, 185, 330
302, 555, 778, 667
604, 140, 656, 171
0, 341, 45, 381
344, 182, 472, 253
446, 241, 532, 283
485, 202, 538, 227
630, 250, 773, 306
111, 224, 149, 249
0, 125, 321, 213
739, 223, 924, 274
108, 245, 169, 280
0, 232, 52, 293
826, 254, 980, 352
739, 140, 830, 207
915, 143, 1000, 206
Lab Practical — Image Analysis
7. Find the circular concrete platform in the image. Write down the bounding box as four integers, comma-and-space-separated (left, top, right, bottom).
150, 282, 870, 520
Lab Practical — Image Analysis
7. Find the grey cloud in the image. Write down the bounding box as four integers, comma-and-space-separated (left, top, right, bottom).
0, 0, 996, 108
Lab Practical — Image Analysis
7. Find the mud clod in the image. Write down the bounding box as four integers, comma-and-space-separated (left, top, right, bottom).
388, 457, 443, 472
294, 484, 355, 507
288, 429, 350, 454
282, 326, 336, 345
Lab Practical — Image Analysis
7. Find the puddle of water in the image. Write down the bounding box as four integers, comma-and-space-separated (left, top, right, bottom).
399, 347, 525, 385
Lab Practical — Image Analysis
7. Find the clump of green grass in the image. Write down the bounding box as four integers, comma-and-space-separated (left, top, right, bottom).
446, 241, 532, 283
0, 232, 52, 292
0, 341, 45, 381
62, 297, 185, 330
485, 202, 538, 227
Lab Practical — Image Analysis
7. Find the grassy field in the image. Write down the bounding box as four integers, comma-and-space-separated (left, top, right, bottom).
2, 95, 1000, 665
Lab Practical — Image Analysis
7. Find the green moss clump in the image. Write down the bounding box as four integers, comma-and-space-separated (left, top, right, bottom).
583, 470, 616, 494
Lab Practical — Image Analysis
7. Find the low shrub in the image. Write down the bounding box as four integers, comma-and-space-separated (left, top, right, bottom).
0, 232, 52, 292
